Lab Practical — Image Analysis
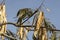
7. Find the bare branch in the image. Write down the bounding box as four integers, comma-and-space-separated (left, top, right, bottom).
0, 22, 60, 32
1, 33, 17, 40
41, 27, 60, 31
0, 22, 35, 27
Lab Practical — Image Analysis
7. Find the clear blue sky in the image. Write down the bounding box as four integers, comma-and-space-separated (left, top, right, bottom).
0, 0, 60, 40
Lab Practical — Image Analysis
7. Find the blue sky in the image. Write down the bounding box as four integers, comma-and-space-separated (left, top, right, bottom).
5, 0, 60, 29
0, 0, 60, 40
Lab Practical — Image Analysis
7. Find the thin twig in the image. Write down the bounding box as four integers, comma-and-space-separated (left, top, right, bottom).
0, 22, 35, 27
1, 33, 17, 40
0, 22, 60, 31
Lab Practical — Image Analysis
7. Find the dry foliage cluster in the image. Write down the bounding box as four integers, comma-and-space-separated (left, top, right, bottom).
0, 0, 60, 40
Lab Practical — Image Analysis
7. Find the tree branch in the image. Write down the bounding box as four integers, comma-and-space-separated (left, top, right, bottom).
1, 33, 17, 40
41, 27, 60, 31
0, 22, 60, 31
0, 22, 35, 27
